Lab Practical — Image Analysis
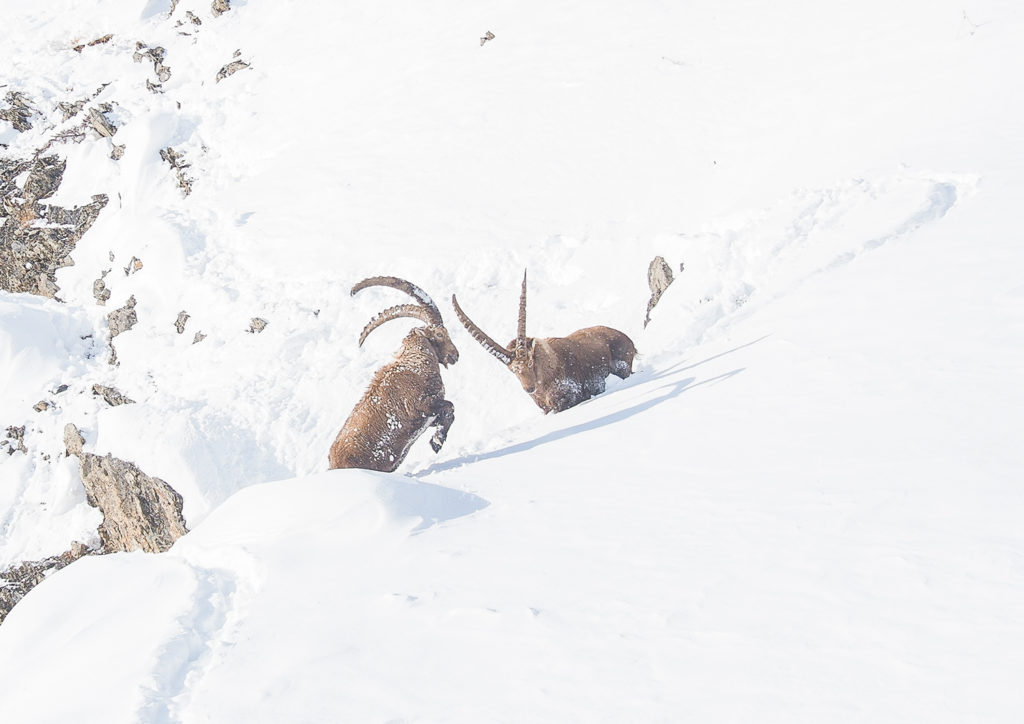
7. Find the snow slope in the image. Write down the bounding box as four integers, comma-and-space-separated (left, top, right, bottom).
1, 1, 1023, 721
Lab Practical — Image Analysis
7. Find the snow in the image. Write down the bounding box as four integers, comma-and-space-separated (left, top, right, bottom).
1, 1, 1023, 721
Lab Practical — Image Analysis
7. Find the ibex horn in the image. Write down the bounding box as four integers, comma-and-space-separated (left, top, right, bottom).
351, 276, 443, 326
451, 294, 514, 366
358, 304, 436, 346
515, 269, 527, 359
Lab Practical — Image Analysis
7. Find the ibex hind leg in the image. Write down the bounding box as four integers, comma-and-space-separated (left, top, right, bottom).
429, 399, 455, 453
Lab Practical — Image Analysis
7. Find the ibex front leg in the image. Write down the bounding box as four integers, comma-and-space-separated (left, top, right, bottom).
429, 398, 455, 452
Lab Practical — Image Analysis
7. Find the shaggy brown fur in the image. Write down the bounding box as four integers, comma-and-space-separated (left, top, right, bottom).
328, 278, 458, 472
452, 271, 636, 413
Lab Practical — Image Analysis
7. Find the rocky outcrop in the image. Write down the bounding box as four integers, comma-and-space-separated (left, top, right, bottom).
0, 542, 93, 626
0, 426, 189, 625
0, 154, 108, 298
63, 423, 187, 554
79, 451, 188, 554
0, 91, 35, 132
643, 255, 675, 328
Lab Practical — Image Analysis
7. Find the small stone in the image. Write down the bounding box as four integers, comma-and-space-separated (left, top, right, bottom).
33, 400, 50, 413
192, 331, 207, 344
92, 384, 135, 406
175, 311, 190, 334
248, 317, 268, 334
64, 423, 84, 456
107, 295, 137, 338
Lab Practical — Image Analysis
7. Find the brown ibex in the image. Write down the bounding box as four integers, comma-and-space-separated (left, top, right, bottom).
452, 271, 636, 413
328, 277, 459, 472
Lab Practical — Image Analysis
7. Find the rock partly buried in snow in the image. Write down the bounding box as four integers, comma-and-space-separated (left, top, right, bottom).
644, 255, 675, 328
4, 426, 28, 455
248, 317, 268, 334
212, 0, 231, 17
0, 91, 35, 132
0, 542, 93, 626
64, 422, 84, 456
79, 451, 188, 554
107, 295, 137, 338
159, 146, 193, 196
175, 310, 190, 334
92, 384, 135, 407
216, 59, 250, 83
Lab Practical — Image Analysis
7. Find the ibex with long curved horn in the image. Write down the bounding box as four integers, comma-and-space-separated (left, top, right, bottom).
452, 271, 636, 413
329, 276, 459, 472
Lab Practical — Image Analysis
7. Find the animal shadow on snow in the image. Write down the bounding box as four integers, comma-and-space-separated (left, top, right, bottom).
416, 338, 762, 475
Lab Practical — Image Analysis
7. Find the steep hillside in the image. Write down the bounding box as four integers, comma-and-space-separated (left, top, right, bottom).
1, 1, 1022, 721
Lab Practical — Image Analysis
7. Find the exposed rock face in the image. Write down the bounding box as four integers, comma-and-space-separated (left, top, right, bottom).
0, 91, 35, 132
2, 423, 189, 625
1, 154, 108, 298
175, 310, 190, 334
79, 452, 188, 554
212, 0, 231, 17
643, 255, 675, 328
0, 542, 93, 626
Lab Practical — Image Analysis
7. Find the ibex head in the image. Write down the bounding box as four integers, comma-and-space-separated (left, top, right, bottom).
452, 270, 538, 390
353, 276, 459, 367
452, 270, 637, 413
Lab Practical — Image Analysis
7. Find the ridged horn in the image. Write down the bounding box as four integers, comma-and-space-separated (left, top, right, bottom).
351, 276, 443, 325
358, 304, 435, 346
451, 294, 514, 366
515, 269, 527, 358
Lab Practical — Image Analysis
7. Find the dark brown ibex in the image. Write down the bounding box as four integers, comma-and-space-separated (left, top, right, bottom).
452, 271, 636, 413
329, 277, 459, 472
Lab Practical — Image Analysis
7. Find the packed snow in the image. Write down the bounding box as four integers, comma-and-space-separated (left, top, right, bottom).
1, 1, 1022, 721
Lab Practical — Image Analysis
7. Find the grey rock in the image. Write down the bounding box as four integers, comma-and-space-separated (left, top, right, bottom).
4, 426, 27, 455
22, 156, 66, 202
93, 276, 111, 305
107, 295, 137, 338
0, 91, 34, 132
110, 143, 125, 161
175, 310, 190, 334
92, 384, 135, 406
643, 255, 675, 328
248, 317, 268, 334
212, 0, 231, 17
192, 330, 207, 344
64, 423, 84, 456
0, 542, 93, 626
79, 452, 188, 554
33, 400, 50, 413
216, 59, 250, 83
87, 105, 118, 138
159, 147, 193, 196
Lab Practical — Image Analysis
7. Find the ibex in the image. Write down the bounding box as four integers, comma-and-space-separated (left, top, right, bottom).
452, 271, 636, 413
328, 277, 459, 472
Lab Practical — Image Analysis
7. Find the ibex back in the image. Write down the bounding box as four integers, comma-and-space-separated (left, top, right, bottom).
452, 271, 636, 413
329, 277, 458, 472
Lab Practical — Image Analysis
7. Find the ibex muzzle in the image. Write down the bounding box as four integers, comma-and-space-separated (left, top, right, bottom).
452, 271, 636, 413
